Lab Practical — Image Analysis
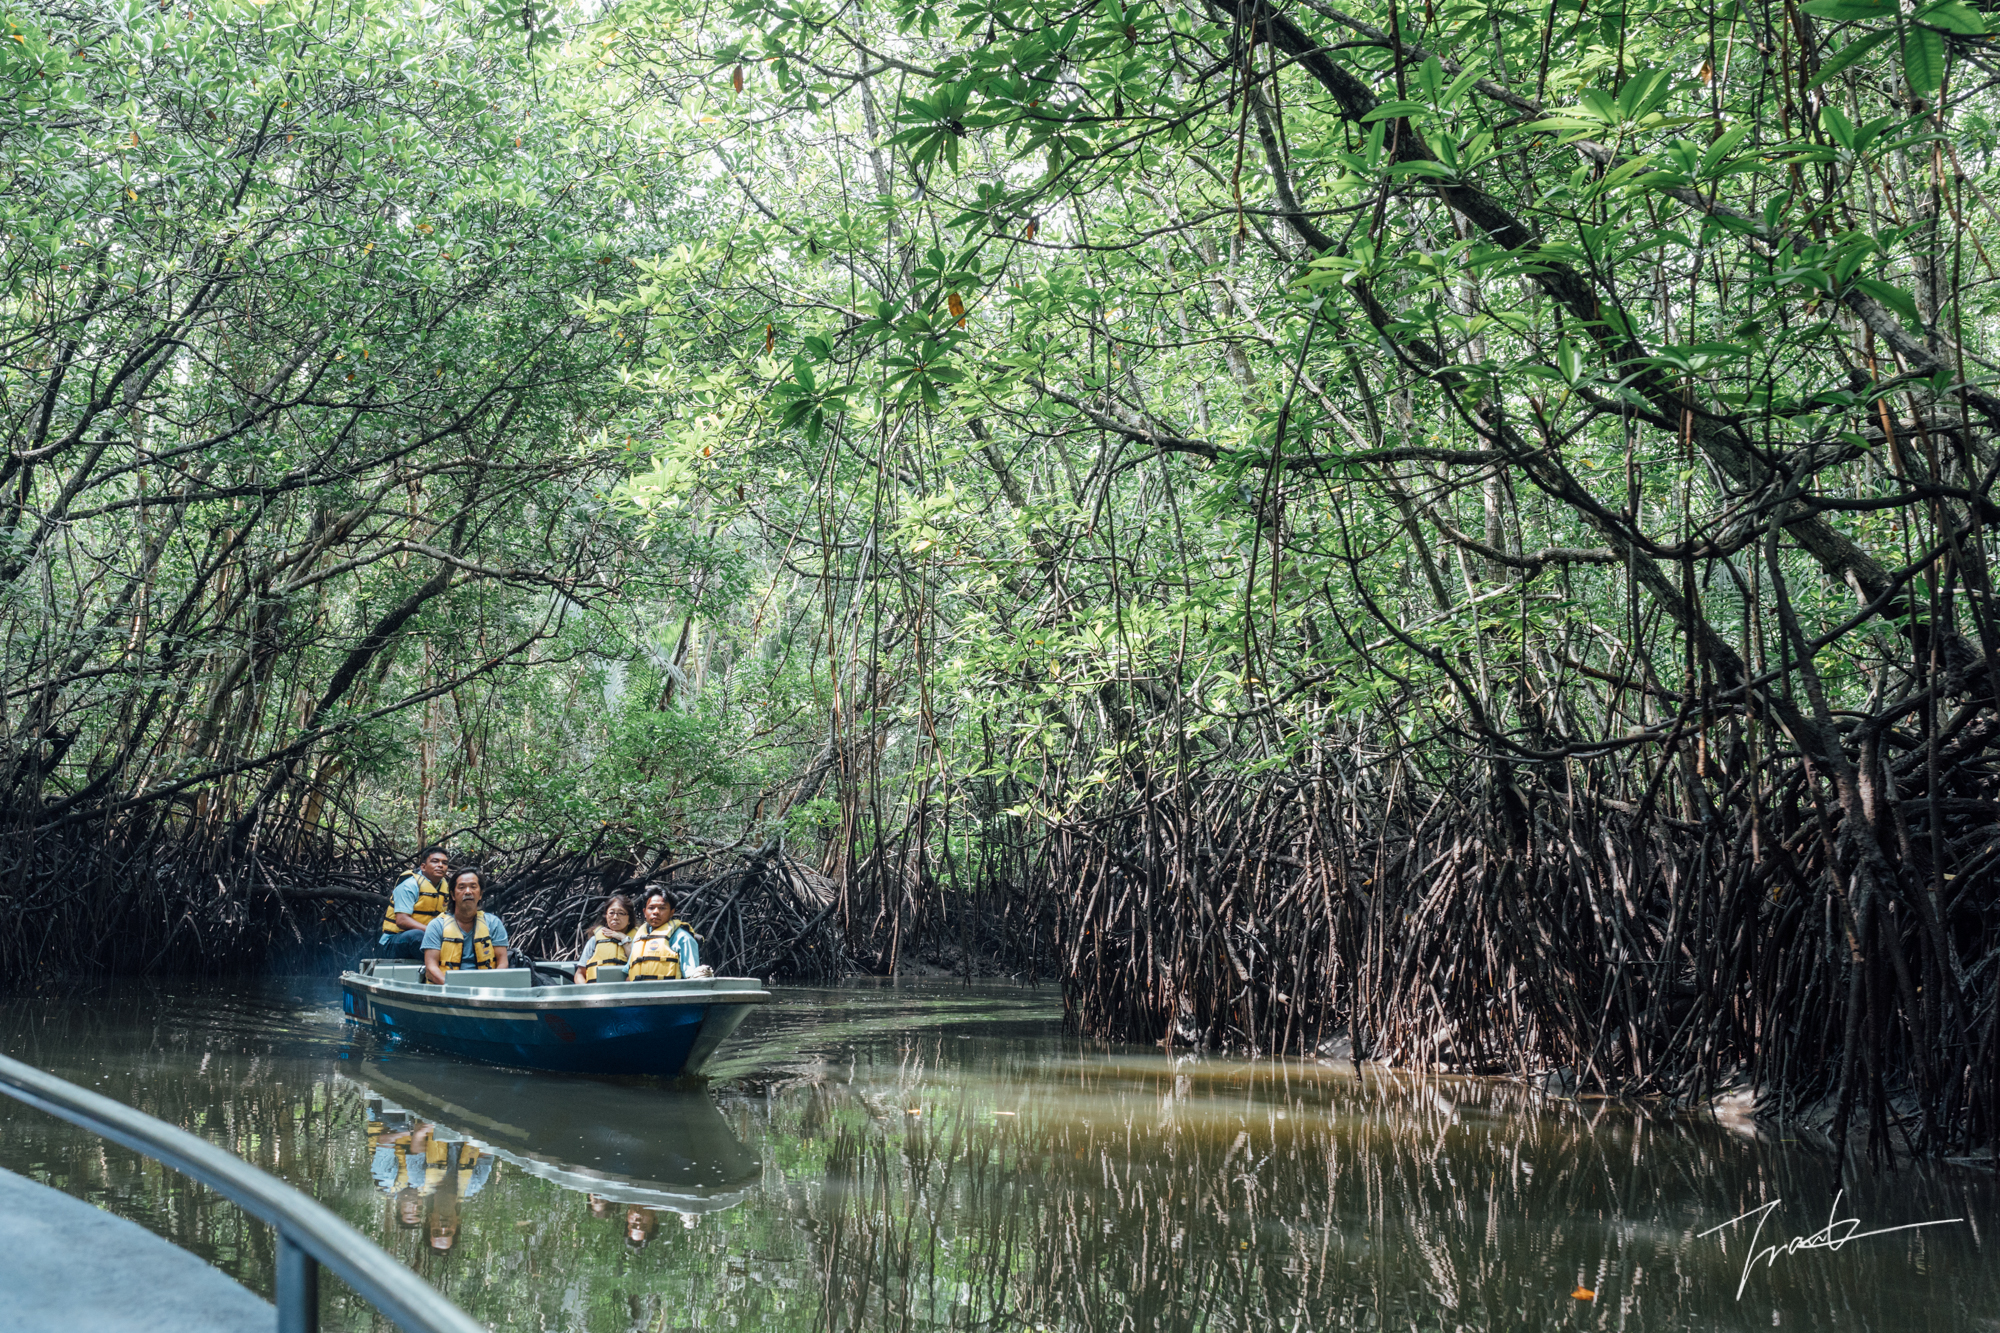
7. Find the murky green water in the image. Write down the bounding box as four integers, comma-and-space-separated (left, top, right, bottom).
0, 980, 1994, 1332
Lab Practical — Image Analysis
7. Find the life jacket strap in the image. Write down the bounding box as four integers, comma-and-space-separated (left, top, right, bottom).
438, 914, 495, 969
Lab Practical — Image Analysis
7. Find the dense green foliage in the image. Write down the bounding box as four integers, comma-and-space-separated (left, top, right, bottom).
580, 0, 2000, 1145
0, 0, 812, 858
621, 0, 2000, 801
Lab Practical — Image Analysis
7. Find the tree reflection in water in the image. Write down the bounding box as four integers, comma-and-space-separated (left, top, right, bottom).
0, 982, 1993, 1333
778, 1054, 1995, 1333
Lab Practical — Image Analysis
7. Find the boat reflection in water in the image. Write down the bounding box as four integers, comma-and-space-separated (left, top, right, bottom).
349, 1057, 761, 1249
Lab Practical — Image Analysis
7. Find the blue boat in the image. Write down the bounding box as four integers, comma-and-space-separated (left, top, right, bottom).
339, 959, 771, 1076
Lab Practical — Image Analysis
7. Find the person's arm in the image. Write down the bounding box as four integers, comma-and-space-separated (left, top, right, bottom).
675, 927, 700, 975
371, 1145, 402, 1191
491, 915, 510, 971
421, 918, 448, 981
390, 877, 423, 933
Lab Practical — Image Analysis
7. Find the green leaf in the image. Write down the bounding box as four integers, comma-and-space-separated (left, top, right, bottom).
1360, 100, 1426, 123
1902, 24, 1945, 95
1851, 276, 1921, 325
1556, 340, 1583, 383
1438, 65, 1482, 110
1799, 0, 1897, 18
1809, 29, 1894, 89
1820, 104, 1858, 151
1700, 122, 1755, 174
1578, 89, 1618, 123
1522, 115, 1605, 133
1415, 55, 1446, 102
1616, 69, 1674, 122
1917, 0, 1987, 35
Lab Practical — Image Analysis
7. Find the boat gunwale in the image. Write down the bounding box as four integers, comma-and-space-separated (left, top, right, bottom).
341, 971, 773, 1014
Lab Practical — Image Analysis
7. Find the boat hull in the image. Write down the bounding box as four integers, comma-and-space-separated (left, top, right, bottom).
340, 967, 768, 1077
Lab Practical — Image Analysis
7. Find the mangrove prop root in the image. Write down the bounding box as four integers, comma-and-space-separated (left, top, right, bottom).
1038, 730, 1999, 1160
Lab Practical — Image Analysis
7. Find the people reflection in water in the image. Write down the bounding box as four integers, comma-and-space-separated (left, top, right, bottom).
367, 1107, 432, 1194
420, 1134, 494, 1253
587, 1193, 614, 1218
366, 1101, 494, 1257
367, 1106, 435, 1235
427, 1198, 460, 1253
624, 1205, 657, 1249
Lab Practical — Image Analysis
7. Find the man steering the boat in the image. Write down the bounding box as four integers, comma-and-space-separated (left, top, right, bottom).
378, 846, 452, 961
422, 868, 511, 983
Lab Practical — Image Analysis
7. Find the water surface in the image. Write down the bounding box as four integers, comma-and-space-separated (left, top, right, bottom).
0, 980, 1993, 1332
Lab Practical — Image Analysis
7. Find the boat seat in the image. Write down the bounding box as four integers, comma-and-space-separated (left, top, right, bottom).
442, 968, 531, 989
585, 964, 627, 983
370, 963, 424, 984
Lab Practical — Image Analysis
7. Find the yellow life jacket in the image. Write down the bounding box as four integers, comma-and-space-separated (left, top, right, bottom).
436, 913, 496, 971
627, 919, 694, 981
423, 1139, 482, 1193
381, 872, 450, 936
577, 931, 628, 982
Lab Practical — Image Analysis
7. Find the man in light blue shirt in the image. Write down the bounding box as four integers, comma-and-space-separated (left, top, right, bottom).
421, 871, 510, 983
377, 847, 452, 960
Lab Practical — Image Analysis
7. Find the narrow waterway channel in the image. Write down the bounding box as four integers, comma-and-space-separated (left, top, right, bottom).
0, 980, 1993, 1332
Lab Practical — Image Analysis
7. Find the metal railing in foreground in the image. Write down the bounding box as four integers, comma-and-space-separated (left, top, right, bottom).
0, 1049, 483, 1333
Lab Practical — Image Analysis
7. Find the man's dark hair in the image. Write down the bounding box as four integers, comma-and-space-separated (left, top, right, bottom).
418, 845, 451, 862
450, 867, 486, 897
641, 884, 677, 913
